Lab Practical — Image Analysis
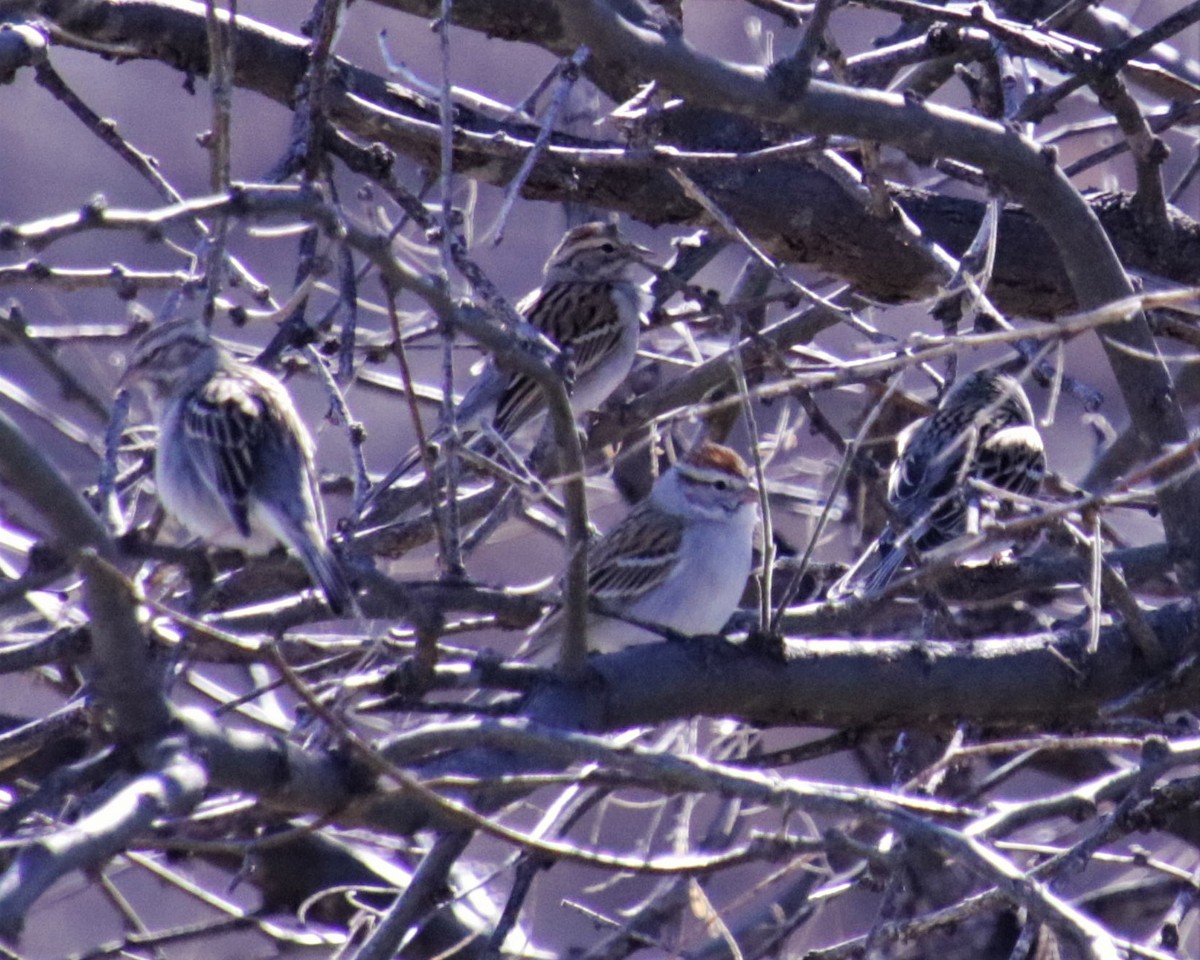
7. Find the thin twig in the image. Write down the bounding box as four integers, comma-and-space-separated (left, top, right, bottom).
99, 391, 130, 535
301, 344, 370, 514
775, 374, 902, 623
436, 0, 464, 578
1090, 71, 1170, 236
335, 238, 358, 383
492, 46, 590, 244
202, 0, 235, 322
31, 60, 268, 301
0, 304, 110, 423
770, 0, 837, 93
382, 290, 453, 564
730, 343, 773, 632
1062, 512, 1164, 664
349, 830, 473, 960
1015, 0, 1200, 123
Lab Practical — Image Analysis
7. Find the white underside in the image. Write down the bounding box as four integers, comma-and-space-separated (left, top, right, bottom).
586, 502, 757, 653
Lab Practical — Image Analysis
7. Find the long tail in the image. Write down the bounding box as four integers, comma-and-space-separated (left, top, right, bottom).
827, 530, 904, 601
278, 516, 357, 615
858, 542, 906, 596
302, 539, 356, 616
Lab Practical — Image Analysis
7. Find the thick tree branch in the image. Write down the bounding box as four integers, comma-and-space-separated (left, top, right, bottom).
0, 748, 207, 938
169, 598, 1200, 844
538, 0, 1200, 579
18, 0, 1200, 318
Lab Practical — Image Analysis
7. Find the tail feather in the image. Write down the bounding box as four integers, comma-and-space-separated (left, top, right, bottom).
275, 514, 357, 615
859, 543, 906, 596
828, 532, 904, 601
300, 539, 356, 616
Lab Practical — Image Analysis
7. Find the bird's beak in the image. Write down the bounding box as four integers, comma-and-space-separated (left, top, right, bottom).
626, 240, 654, 263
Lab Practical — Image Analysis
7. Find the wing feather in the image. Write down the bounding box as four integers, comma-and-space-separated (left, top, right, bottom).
538, 282, 625, 376
492, 282, 625, 435
585, 501, 685, 606
841, 373, 1044, 597
182, 374, 267, 538
974, 424, 1046, 496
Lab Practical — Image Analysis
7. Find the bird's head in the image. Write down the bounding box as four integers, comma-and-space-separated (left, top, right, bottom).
543, 221, 653, 284
118, 317, 217, 401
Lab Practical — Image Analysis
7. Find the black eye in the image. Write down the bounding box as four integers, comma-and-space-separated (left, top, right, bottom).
714, 479, 729, 491
600, 242, 616, 253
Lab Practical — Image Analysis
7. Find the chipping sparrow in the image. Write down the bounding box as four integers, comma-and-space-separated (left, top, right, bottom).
372, 221, 651, 495
120, 318, 355, 614
529, 441, 759, 657
832, 369, 1046, 598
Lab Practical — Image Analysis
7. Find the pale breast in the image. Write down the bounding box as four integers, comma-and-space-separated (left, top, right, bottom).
625, 508, 755, 638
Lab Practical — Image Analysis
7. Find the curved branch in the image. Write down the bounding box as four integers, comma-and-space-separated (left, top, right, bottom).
22, 0, 1200, 317
175, 598, 1200, 842
0, 409, 171, 742
541, 0, 1200, 575
0, 748, 207, 938
0, 407, 111, 556
30, 3, 1200, 566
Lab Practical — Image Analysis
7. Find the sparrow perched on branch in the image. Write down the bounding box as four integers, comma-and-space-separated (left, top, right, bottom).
528, 441, 760, 658
832, 369, 1046, 599
121, 318, 354, 614
372, 221, 651, 495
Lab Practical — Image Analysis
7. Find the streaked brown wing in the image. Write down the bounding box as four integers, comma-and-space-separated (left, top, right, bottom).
492, 373, 544, 437
535, 281, 625, 376
889, 413, 977, 525
183, 376, 265, 537
974, 424, 1046, 496
493, 282, 624, 435
586, 501, 685, 606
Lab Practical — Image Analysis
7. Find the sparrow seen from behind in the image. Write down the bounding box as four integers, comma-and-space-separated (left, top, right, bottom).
121, 318, 354, 614
832, 368, 1046, 599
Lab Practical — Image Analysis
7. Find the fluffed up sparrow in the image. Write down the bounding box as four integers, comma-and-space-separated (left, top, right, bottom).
529, 441, 760, 657
832, 368, 1046, 598
120, 318, 355, 614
